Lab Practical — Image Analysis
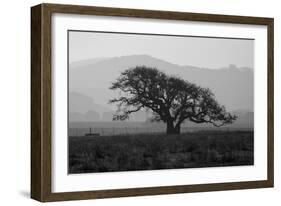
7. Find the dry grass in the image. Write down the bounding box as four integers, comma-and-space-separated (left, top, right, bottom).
68, 131, 254, 174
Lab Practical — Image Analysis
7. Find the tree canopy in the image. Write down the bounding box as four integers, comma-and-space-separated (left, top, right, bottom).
109, 66, 237, 134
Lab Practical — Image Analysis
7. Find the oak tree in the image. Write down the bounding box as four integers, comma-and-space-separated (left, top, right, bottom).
110, 66, 237, 134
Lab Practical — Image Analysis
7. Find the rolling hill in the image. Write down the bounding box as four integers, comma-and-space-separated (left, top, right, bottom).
69, 55, 253, 113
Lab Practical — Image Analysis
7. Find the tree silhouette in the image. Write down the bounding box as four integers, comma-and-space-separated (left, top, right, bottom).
109, 66, 237, 134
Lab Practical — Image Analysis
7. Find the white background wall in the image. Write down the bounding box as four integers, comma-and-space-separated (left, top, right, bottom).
0, 0, 279, 205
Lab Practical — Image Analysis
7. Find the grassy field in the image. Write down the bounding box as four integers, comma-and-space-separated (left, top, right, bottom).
68, 131, 254, 174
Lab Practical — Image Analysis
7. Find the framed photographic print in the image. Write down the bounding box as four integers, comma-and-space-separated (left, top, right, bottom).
31, 3, 274, 202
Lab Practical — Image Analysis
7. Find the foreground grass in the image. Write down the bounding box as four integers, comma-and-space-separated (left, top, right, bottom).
68, 131, 254, 174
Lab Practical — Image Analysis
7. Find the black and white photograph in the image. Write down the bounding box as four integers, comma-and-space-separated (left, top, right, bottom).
68, 30, 254, 174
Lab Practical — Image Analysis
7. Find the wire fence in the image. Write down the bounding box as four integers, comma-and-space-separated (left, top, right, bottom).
68, 126, 253, 137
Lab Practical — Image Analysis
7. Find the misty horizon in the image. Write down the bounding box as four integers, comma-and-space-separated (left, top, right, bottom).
69, 31, 254, 69
69, 55, 253, 115
69, 31, 254, 126
69, 54, 254, 70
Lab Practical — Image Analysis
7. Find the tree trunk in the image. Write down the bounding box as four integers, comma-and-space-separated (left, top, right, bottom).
166, 121, 180, 134
175, 124, 181, 134
166, 121, 174, 134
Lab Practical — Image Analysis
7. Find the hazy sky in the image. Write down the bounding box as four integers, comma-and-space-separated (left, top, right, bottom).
69, 31, 254, 69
